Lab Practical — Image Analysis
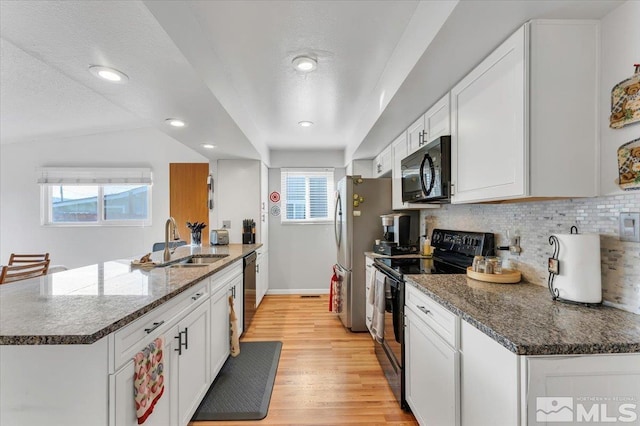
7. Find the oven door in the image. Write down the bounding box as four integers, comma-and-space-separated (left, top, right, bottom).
401, 136, 451, 203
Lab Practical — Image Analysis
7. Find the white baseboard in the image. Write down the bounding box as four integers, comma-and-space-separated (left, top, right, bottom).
266, 289, 330, 295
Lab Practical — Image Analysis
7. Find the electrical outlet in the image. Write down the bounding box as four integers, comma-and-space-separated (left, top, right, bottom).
222, 220, 231, 229
619, 212, 640, 242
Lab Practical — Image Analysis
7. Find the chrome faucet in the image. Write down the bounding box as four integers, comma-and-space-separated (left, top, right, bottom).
164, 217, 180, 262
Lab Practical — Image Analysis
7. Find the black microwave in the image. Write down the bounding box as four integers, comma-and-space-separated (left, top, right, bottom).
401, 135, 451, 203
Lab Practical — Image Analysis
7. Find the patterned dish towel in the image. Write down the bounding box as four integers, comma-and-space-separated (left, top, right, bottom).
134, 336, 165, 424
229, 295, 240, 357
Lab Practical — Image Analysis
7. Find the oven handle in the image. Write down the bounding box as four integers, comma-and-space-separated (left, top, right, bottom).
373, 263, 403, 287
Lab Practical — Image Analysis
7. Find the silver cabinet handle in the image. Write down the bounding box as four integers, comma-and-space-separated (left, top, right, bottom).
417, 305, 431, 315
144, 320, 164, 334
191, 292, 204, 301
450, 182, 455, 196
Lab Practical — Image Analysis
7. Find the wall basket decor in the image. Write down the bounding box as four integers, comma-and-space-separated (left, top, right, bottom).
610, 64, 640, 129
617, 137, 640, 191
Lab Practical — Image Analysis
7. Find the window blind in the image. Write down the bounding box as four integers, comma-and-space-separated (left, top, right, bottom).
280, 168, 334, 223
37, 167, 153, 185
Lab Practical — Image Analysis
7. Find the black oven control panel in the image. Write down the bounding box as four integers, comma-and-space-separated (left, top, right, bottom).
431, 229, 495, 257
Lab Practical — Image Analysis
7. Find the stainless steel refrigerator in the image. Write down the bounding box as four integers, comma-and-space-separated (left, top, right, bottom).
333, 176, 392, 331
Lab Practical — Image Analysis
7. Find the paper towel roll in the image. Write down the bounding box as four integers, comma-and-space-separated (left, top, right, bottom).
552, 233, 602, 303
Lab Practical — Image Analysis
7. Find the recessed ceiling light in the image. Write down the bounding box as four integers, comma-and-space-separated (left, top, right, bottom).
88, 65, 128, 83
201, 144, 216, 149
165, 118, 186, 128
292, 56, 317, 72
298, 121, 314, 127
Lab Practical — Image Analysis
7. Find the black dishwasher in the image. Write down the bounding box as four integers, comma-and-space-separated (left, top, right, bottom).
243, 252, 257, 333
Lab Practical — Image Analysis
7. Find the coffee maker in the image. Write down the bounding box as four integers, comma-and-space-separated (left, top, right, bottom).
374, 214, 419, 255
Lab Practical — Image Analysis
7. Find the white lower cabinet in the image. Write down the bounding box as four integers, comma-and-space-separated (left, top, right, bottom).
176, 301, 211, 425
460, 321, 519, 426
229, 273, 244, 336
405, 284, 459, 426
256, 249, 269, 307
210, 284, 230, 379
405, 307, 459, 426
112, 335, 178, 426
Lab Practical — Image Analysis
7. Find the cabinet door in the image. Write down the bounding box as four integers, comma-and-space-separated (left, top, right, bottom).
112, 336, 177, 426
451, 26, 526, 204
260, 162, 269, 250
257, 251, 268, 306
210, 285, 230, 380
525, 354, 640, 425
391, 132, 408, 210
374, 145, 392, 177
425, 93, 450, 144
406, 308, 459, 426
460, 321, 519, 426
407, 115, 425, 155
177, 301, 210, 426
230, 275, 244, 336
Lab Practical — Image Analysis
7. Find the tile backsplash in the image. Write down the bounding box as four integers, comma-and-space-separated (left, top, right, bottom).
420, 193, 640, 314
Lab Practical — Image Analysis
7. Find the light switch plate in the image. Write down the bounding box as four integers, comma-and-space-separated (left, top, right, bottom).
222, 220, 231, 229
619, 212, 640, 242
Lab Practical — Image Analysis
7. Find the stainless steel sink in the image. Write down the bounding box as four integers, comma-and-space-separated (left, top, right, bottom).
185, 254, 229, 264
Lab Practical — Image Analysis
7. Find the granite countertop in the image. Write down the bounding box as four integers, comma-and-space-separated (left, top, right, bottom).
0, 244, 261, 345
405, 274, 640, 356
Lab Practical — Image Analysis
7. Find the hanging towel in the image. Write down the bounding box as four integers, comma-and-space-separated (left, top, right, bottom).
329, 265, 338, 312
229, 295, 240, 357
371, 270, 386, 343
134, 336, 165, 425
367, 267, 377, 338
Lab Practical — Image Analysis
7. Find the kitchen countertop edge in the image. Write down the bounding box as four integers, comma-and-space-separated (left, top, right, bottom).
0, 244, 262, 345
404, 276, 640, 356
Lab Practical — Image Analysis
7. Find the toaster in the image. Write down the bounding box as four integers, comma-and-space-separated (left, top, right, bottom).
210, 229, 229, 245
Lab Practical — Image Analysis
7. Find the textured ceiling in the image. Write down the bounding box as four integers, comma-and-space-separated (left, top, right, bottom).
0, 0, 625, 164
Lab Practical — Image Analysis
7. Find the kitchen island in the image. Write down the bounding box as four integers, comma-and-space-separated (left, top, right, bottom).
0, 243, 261, 426
404, 274, 640, 425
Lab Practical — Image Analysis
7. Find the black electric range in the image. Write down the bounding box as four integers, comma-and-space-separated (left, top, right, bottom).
371, 229, 495, 412
374, 229, 495, 279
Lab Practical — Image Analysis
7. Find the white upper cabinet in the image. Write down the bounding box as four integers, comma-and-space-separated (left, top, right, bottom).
407, 115, 425, 156
373, 144, 392, 178
424, 93, 450, 145
407, 93, 451, 156
450, 20, 599, 204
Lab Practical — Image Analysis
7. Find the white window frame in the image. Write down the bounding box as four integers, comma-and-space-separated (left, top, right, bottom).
280, 168, 335, 224
38, 167, 153, 227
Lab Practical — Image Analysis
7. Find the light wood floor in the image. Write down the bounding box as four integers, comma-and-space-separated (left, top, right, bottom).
190, 294, 417, 426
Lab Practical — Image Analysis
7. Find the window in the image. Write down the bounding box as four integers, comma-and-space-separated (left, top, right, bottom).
39, 168, 152, 226
280, 168, 334, 223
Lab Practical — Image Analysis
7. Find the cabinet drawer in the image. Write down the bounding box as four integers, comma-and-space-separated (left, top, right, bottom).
113, 281, 209, 370
405, 284, 458, 348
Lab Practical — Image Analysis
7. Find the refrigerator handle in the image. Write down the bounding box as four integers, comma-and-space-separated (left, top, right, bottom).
334, 191, 342, 249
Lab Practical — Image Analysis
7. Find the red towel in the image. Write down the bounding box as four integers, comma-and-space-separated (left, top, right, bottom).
134, 337, 165, 424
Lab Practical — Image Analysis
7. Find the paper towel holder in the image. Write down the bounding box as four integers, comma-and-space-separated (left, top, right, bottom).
547, 226, 601, 307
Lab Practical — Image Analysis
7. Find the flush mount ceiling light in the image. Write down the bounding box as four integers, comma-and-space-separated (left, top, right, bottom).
88, 65, 128, 83
201, 144, 216, 149
298, 121, 314, 127
165, 118, 186, 128
292, 56, 317, 72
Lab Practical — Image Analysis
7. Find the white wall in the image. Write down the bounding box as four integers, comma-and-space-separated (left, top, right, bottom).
268, 167, 345, 293
270, 149, 344, 168
0, 127, 208, 268
214, 160, 262, 243
600, 0, 640, 195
